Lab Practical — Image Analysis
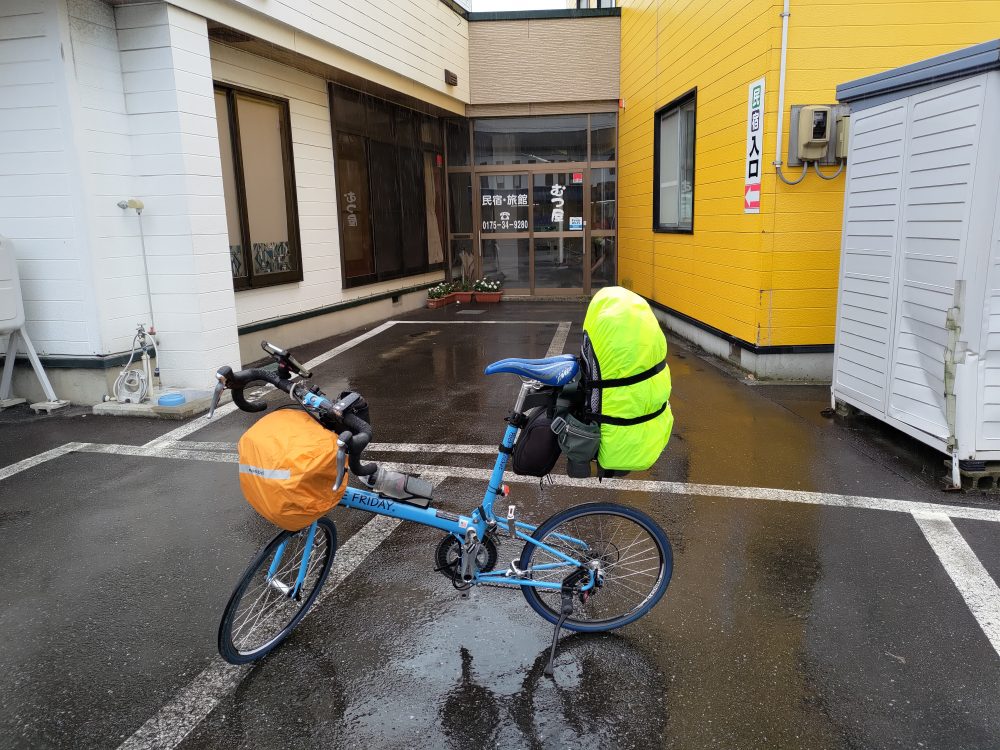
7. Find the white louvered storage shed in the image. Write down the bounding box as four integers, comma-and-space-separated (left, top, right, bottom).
833, 41, 1000, 485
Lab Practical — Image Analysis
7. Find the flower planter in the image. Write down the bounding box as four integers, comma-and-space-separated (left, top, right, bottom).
474, 291, 504, 303
426, 295, 454, 309
453, 291, 474, 303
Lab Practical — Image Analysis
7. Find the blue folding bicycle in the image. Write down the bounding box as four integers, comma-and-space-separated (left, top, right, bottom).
212, 341, 672, 674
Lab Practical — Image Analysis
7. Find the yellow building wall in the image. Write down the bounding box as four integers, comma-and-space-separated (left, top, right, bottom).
619, 0, 1000, 348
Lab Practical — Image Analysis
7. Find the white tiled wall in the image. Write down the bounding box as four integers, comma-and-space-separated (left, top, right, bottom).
0, 0, 102, 357
114, 2, 240, 385
68, 0, 143, 356
2, 0, 451, 389
1, 0, 241, 388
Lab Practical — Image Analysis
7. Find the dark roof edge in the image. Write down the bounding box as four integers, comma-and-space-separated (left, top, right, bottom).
469, 7, 620, 21
837, 39, 1000, 104
439, 0, 469, 20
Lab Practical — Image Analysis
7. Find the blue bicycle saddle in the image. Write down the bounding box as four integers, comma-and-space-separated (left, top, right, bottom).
484, 354, 579, 386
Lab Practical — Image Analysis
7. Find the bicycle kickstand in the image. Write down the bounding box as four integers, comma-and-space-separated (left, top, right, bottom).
544, 567, 589, 677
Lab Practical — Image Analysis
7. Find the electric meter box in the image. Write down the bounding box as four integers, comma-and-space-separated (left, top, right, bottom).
833, 39, 1000, 471
796, 105, 832, 161
0, 236, 25, 334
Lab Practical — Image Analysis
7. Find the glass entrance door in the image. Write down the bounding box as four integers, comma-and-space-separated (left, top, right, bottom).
532, 171, 587, 294
475, 168, 607, 295
478, 173, 530, 293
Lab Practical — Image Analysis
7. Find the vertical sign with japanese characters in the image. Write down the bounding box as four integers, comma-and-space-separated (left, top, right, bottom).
343, 191, 359, 229
744, 77, 765, 214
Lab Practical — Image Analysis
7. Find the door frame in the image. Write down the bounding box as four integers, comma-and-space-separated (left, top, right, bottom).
475, 165, 593, 296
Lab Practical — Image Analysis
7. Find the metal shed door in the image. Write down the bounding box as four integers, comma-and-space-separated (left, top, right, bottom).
975, 72, 1000, 454
977, 186, 1000, 453
832, 101, 907, 415
885, 78, 990, 444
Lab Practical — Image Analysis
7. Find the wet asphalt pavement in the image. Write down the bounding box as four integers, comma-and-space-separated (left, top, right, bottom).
2, 301, 1000, 749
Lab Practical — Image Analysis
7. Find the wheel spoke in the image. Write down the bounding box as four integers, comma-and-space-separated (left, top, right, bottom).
222, 524, 333, 658
521, 507, 670, 627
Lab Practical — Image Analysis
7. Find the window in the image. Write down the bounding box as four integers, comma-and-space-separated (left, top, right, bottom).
330, 85, 445, 287
590, 112, 616, 162
474, 116, 587, 165
214, 86, 302, 290
653, 89, 696, 233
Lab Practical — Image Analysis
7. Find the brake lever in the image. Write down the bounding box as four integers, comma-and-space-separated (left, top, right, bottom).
208, 382, 225, 419
332, 430, 353, 492
207, 371, 229, 419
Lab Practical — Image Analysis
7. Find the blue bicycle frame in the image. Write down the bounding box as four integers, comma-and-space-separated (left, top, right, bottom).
270, 379, 595, 596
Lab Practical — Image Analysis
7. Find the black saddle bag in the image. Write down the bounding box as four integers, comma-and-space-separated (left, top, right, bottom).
511, 407, 561, 477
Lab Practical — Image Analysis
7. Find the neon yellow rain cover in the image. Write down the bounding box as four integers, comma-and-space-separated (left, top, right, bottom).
583, 287, 673, 471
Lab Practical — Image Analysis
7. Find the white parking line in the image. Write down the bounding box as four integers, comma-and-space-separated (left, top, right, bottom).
0, 442, 86, 481
172, 441, 500, 455
142, 321, 400, 451
545, 321, 571, 357
378, 461, 1000, 524
116, 474, 445, 750
913, 512, 1000, 659
141, 403, 239, 450
135, 318, 570, 454
299, 320, 397, 371
60, 442, 1000, 524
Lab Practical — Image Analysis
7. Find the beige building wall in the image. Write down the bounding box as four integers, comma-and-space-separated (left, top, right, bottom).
469, 16, 620, 106
143, 0, 471, 112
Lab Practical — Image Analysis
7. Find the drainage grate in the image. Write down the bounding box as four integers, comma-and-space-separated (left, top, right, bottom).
457, 309, 485, 315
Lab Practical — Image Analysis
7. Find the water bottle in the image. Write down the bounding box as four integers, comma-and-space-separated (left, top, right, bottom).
367, 467, 409, 499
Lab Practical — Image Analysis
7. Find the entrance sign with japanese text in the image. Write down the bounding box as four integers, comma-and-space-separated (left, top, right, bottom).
481, 189, 529, 232
744, 77, 765, 214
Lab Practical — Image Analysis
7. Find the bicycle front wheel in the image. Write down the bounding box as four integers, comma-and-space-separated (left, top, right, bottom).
218, 517, 336, 664
519, 502, 672, 632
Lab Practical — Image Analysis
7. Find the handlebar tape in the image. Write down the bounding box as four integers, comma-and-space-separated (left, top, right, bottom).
341, 412, 377, 477
226, 367, 289, 414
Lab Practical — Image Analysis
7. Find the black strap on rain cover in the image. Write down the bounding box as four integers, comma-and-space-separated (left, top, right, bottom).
584, 359, 666, 389
587, 401, 668, 426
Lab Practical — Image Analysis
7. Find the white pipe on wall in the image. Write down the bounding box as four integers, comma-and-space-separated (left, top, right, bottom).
773, 0, 790, 170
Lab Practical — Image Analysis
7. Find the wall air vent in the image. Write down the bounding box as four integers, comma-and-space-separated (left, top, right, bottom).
444, 69, 458, 86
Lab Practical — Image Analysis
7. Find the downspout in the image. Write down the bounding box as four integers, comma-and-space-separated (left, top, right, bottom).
773, 0, 790, 174
773, 0, 806, 185
761, 1, 791, 352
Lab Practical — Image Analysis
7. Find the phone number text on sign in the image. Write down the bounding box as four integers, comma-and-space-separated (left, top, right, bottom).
482, 219, 529, 231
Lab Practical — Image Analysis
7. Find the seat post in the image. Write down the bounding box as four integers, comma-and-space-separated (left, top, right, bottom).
513, 380, 540, 413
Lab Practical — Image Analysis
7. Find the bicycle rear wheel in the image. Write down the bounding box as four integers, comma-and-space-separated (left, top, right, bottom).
519, 502, 671, 632
218, 517, 336, 664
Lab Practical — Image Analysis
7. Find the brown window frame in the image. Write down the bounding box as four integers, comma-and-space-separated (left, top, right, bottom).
215, 84, 303, 291
329, 83, 446, 290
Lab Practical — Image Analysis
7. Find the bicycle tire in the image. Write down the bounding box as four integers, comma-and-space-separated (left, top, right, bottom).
518, 502, 671, 632
218, 517, 337, 664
